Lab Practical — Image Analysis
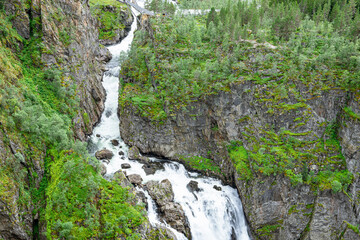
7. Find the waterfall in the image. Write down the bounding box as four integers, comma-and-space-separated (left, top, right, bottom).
88, 1, 250, 239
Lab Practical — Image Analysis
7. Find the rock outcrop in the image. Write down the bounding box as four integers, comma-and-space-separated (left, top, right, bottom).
146, 180, 191, 239
119, 81, 360, 239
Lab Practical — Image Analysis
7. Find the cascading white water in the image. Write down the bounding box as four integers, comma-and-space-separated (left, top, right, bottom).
88, 1, 251, 239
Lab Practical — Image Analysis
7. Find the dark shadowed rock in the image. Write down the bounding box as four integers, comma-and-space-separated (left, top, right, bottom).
96, 134, 101, 138
95, 149, 114, 160
213, 185, 222, 191
111, 139, 119, 146
118, 151, 125, 155
121, 163, 131, 169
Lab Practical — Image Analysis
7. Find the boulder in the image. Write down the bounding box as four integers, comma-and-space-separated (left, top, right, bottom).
160, 202, 191, 238
118, 151, 125, 156
142, 162, 164, 175
213, 185, 222, 191
187, 180, 201, 192
146, 179, 174, 206
111, 139, 119, 146
95, 149, 114, 160
121, 163, 131, 169
96, 134, 101, 138
127, 174, 143, 186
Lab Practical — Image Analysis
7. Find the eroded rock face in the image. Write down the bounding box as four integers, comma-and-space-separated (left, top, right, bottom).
40, 0, 114, 140
145, 180, 191, 239
119, 81, 360, 239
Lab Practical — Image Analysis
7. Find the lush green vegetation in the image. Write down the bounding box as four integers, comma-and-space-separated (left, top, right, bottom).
45, 150, 144, 239
178, 155, 222, 174
0, 2, 146, 238
120, 0, 359, 191
89, 0, 130, 40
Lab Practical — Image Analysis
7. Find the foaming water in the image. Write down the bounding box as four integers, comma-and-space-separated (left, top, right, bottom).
88, 1, 250, 239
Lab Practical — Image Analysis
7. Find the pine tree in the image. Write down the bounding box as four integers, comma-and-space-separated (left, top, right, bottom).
206, 7, 218, 28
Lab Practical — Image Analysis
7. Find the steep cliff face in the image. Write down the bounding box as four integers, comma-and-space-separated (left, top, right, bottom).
40, 0, 111, 140
0, 0, 132, 239
119, 81, 360, 239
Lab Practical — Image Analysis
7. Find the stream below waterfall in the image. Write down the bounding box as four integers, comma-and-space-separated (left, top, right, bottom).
88, 1, 251, 239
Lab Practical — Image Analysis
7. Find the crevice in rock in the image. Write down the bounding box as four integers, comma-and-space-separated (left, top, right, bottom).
299, 193, 318, 240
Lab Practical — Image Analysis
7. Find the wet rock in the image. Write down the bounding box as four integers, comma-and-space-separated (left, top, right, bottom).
121, 163, 131, 169
142, 162, 164, 175
105, 110, 112, 117
139, 156, 150, 164
111, 139, 119, 146
146, 179, 174, 206
121, 157, 125, 160
160, 202, 191, 238
146, 179, 191, 238
127, 174, 143, 186
96, 134, 101, 138
118, 151, 125, 156
213, 185, 222, 191
187, 180, 201, 192
100, 163, 107, 176
142, 165, 156, 175
136, 191, 148, 209
95, 149, 114, 160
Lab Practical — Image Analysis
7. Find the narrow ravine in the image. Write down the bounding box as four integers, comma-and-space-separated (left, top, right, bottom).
88, 1, 251, 239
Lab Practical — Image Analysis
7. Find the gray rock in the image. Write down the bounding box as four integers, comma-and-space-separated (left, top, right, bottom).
95, 149, 114, 160
146, 179, 174, 206
187, 180, 201, 192
142, 162, 164, 175
127, 174, 143, 186
146, 179, 191, 239
128, 146, 149, 163
121, 163, 131, 169
128, 146, 141, 160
